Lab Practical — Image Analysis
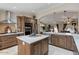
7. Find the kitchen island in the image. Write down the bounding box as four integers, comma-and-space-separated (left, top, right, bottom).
17, 34, 49, 55
44, 32, 79, 54
0, 32, 24, 50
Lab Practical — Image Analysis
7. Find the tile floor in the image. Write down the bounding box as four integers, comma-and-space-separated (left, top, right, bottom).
0, 45, 74, 55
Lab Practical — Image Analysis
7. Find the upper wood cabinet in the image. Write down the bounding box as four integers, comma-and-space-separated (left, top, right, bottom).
17, 16, 32, 32
17, 16, 38, 34
17, 16, 25, 32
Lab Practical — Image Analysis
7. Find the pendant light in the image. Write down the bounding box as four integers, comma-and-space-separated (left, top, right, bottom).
64, 10, 71, 24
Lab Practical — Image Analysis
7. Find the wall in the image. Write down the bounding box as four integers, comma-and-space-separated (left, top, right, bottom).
0, 23, 16, 33
0, 10, 6, 21
0, 10, 33, 33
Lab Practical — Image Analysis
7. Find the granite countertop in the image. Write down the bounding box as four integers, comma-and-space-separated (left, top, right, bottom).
43, 32, 79, 52
17, 34, 49, 44
0, 32, 24, 36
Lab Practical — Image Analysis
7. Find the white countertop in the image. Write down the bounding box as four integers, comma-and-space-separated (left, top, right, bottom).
43, 32, 72, 36
44, 32, 79, 52
17, 34, 49, 44
0, 32, 24, 36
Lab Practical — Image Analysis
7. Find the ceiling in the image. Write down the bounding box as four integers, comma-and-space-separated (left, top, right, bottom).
0, 3, 56, 15
0, 3, 79, 25
40, 11, 78, 25
39, 3, 79, 25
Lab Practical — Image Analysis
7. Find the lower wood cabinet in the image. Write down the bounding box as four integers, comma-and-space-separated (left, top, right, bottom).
51, 35, 59, 46
66, 36, 77, 51
18, 38, 49, 55
51, 34, 77, 52
66, 36, 73, 50
0, 33, 24, 50
31, 41, 42, 55
42, 39, 48, 55
58, 35, 66, 48
0, 35, 17, 49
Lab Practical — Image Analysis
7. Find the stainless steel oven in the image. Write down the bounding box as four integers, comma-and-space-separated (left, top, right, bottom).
25, 23, 32, 35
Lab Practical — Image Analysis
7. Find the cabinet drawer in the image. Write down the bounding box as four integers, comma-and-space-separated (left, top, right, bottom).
0, 36, 17, 42
2, 41, 17, 49
31, 41, 42, 55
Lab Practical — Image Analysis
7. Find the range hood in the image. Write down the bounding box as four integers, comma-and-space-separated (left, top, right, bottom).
0, 11, 15, 24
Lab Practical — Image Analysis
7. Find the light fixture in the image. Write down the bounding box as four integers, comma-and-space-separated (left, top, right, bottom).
64, 10, 72, 24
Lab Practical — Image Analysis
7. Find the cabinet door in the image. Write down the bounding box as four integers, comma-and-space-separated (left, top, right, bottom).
31, 41, 42, 55
58, 35, 66, 48
42, 39, 48, 55
18, 40, 31, 55
70, 37, 77, 51
51, 35, 59, 46
66, 36, 72, 50
17, 16, 25, 32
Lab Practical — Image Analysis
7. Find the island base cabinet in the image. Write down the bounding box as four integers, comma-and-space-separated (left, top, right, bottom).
41, 39, 48, 55
31, 42, 42, 55
18, 40, 31, 55
18, 38, 48, 55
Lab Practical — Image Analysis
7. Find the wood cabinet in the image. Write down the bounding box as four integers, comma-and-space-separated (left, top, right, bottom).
58, 35, 66, 48
0, 33, 24, 50
31, 41, 42, 55
0, 35, 17, 49
66, 36, 77, 51
18, 40, 31, 55
51, 35, 59, 46
51, 35, 66, 48
17, 16, 25, 32
72, 40, 78, 52
18, 38, 48, 55
66, 36, 73, 50
17, 16, 38, 34
50, 34, 77, 52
